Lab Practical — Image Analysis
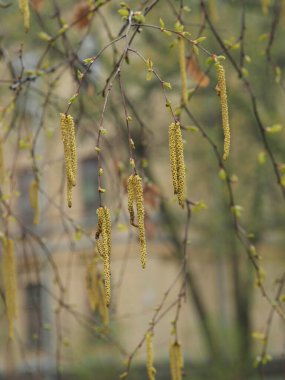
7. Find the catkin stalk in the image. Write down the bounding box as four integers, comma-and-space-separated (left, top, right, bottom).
215, 62, 230, 161
127, 174, 147, 269
60, 113, 77, 207
29, 179, 40, 225
169, 342, 183, 380
18, 0, 30, 32
146, 332, 156, 380
168, 122, 186, 208
96, 206, 111, 307
2, 238, 18, 339
178, 37, 188, 105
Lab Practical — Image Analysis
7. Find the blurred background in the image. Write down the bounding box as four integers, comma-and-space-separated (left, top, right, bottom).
0, 0, 285, 379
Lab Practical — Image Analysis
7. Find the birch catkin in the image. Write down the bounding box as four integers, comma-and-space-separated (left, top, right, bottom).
215, 62, 230, 161
127, 174, 147, 269
2, 238, 18, 339
169, 342, 184, 380
60, 113, 77, 207
86, 258, 99, 311
0, 136, 4, 182
178, 37, 188, 105
168, 122, 186, 208
18, 0, 30, 32
96, 206, 111, 307
146, 332, 156, 380
86, 258, 109, 325
29, 179, 39, 225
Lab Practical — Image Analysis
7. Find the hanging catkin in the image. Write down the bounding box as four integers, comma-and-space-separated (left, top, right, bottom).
1, 237, 18, 339
60, 113, 77, 207
168, 122, 186, 208
86, 258, 109, 325
0, 136, 4, 182
215, 62, 230, 161
18, 0, 30, 32
86, 258, 100, 311
169, 342, 184, 380
178, 37, 188, 105
146, 332, 156, 380
96, 206, 111, 307
29, 179, 39, 225
127, 174, 147, 269
261, 0, 270, 14
97, 276, 109, 326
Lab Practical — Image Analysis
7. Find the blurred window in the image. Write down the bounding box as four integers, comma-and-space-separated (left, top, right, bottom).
26, 283, 43, 350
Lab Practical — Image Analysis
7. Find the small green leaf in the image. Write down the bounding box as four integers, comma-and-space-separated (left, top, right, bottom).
146, 71, 153, 81
163, 81, 172, 89
196, 36, 206, 43
193, 44, 199, 56
258, 151, 266, 165
219, 168, 227, 181
185, 125, 198, 133
68, 93, 78, 104
231, 205, 243, 218
192, 201, 207, 213
251, 331, 266, 341
266, 124, 282, 133
118, 8, 129, 17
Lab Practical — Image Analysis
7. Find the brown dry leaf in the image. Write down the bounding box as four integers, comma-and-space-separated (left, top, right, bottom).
186, 56, 210, 88
73, 1, 92, 30
30, 0, 44, 11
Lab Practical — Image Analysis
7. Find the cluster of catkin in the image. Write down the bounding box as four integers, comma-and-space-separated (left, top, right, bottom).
178, 37, 188, 105
169, 342, 184, 380
86, 257, 109, 325
18, 0, 30, 32
146, 331, 156, 380
1, 237, 18, 339
169, 122, 186, 208
29, 179, 40, 225
60, 113, 77, 208
95, 206, 111, 307
127, 174, 147, 269
215, 62, 230, 161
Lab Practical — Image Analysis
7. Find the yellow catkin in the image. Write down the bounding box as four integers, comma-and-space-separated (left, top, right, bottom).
215, 62, 230, 161
261, 0, 270, 14
29, 179, 39, 225
0, 136, 4, 182
208, 0, 219, 21
146, 332, 156, 380
86, 258, 99, 311
168, 122, 186, 208
86, 257, 109, 325
127, 174, 147, 269
127, 175, 136, 226
169, 342, 184, 380
2, 238, 18, 339
169, 124, 179, 195
96, 206, 111, 307
98, 277, 109, 326
18, 0, 30, 32
60, 113, 77, 207
178, 37, 188, 105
